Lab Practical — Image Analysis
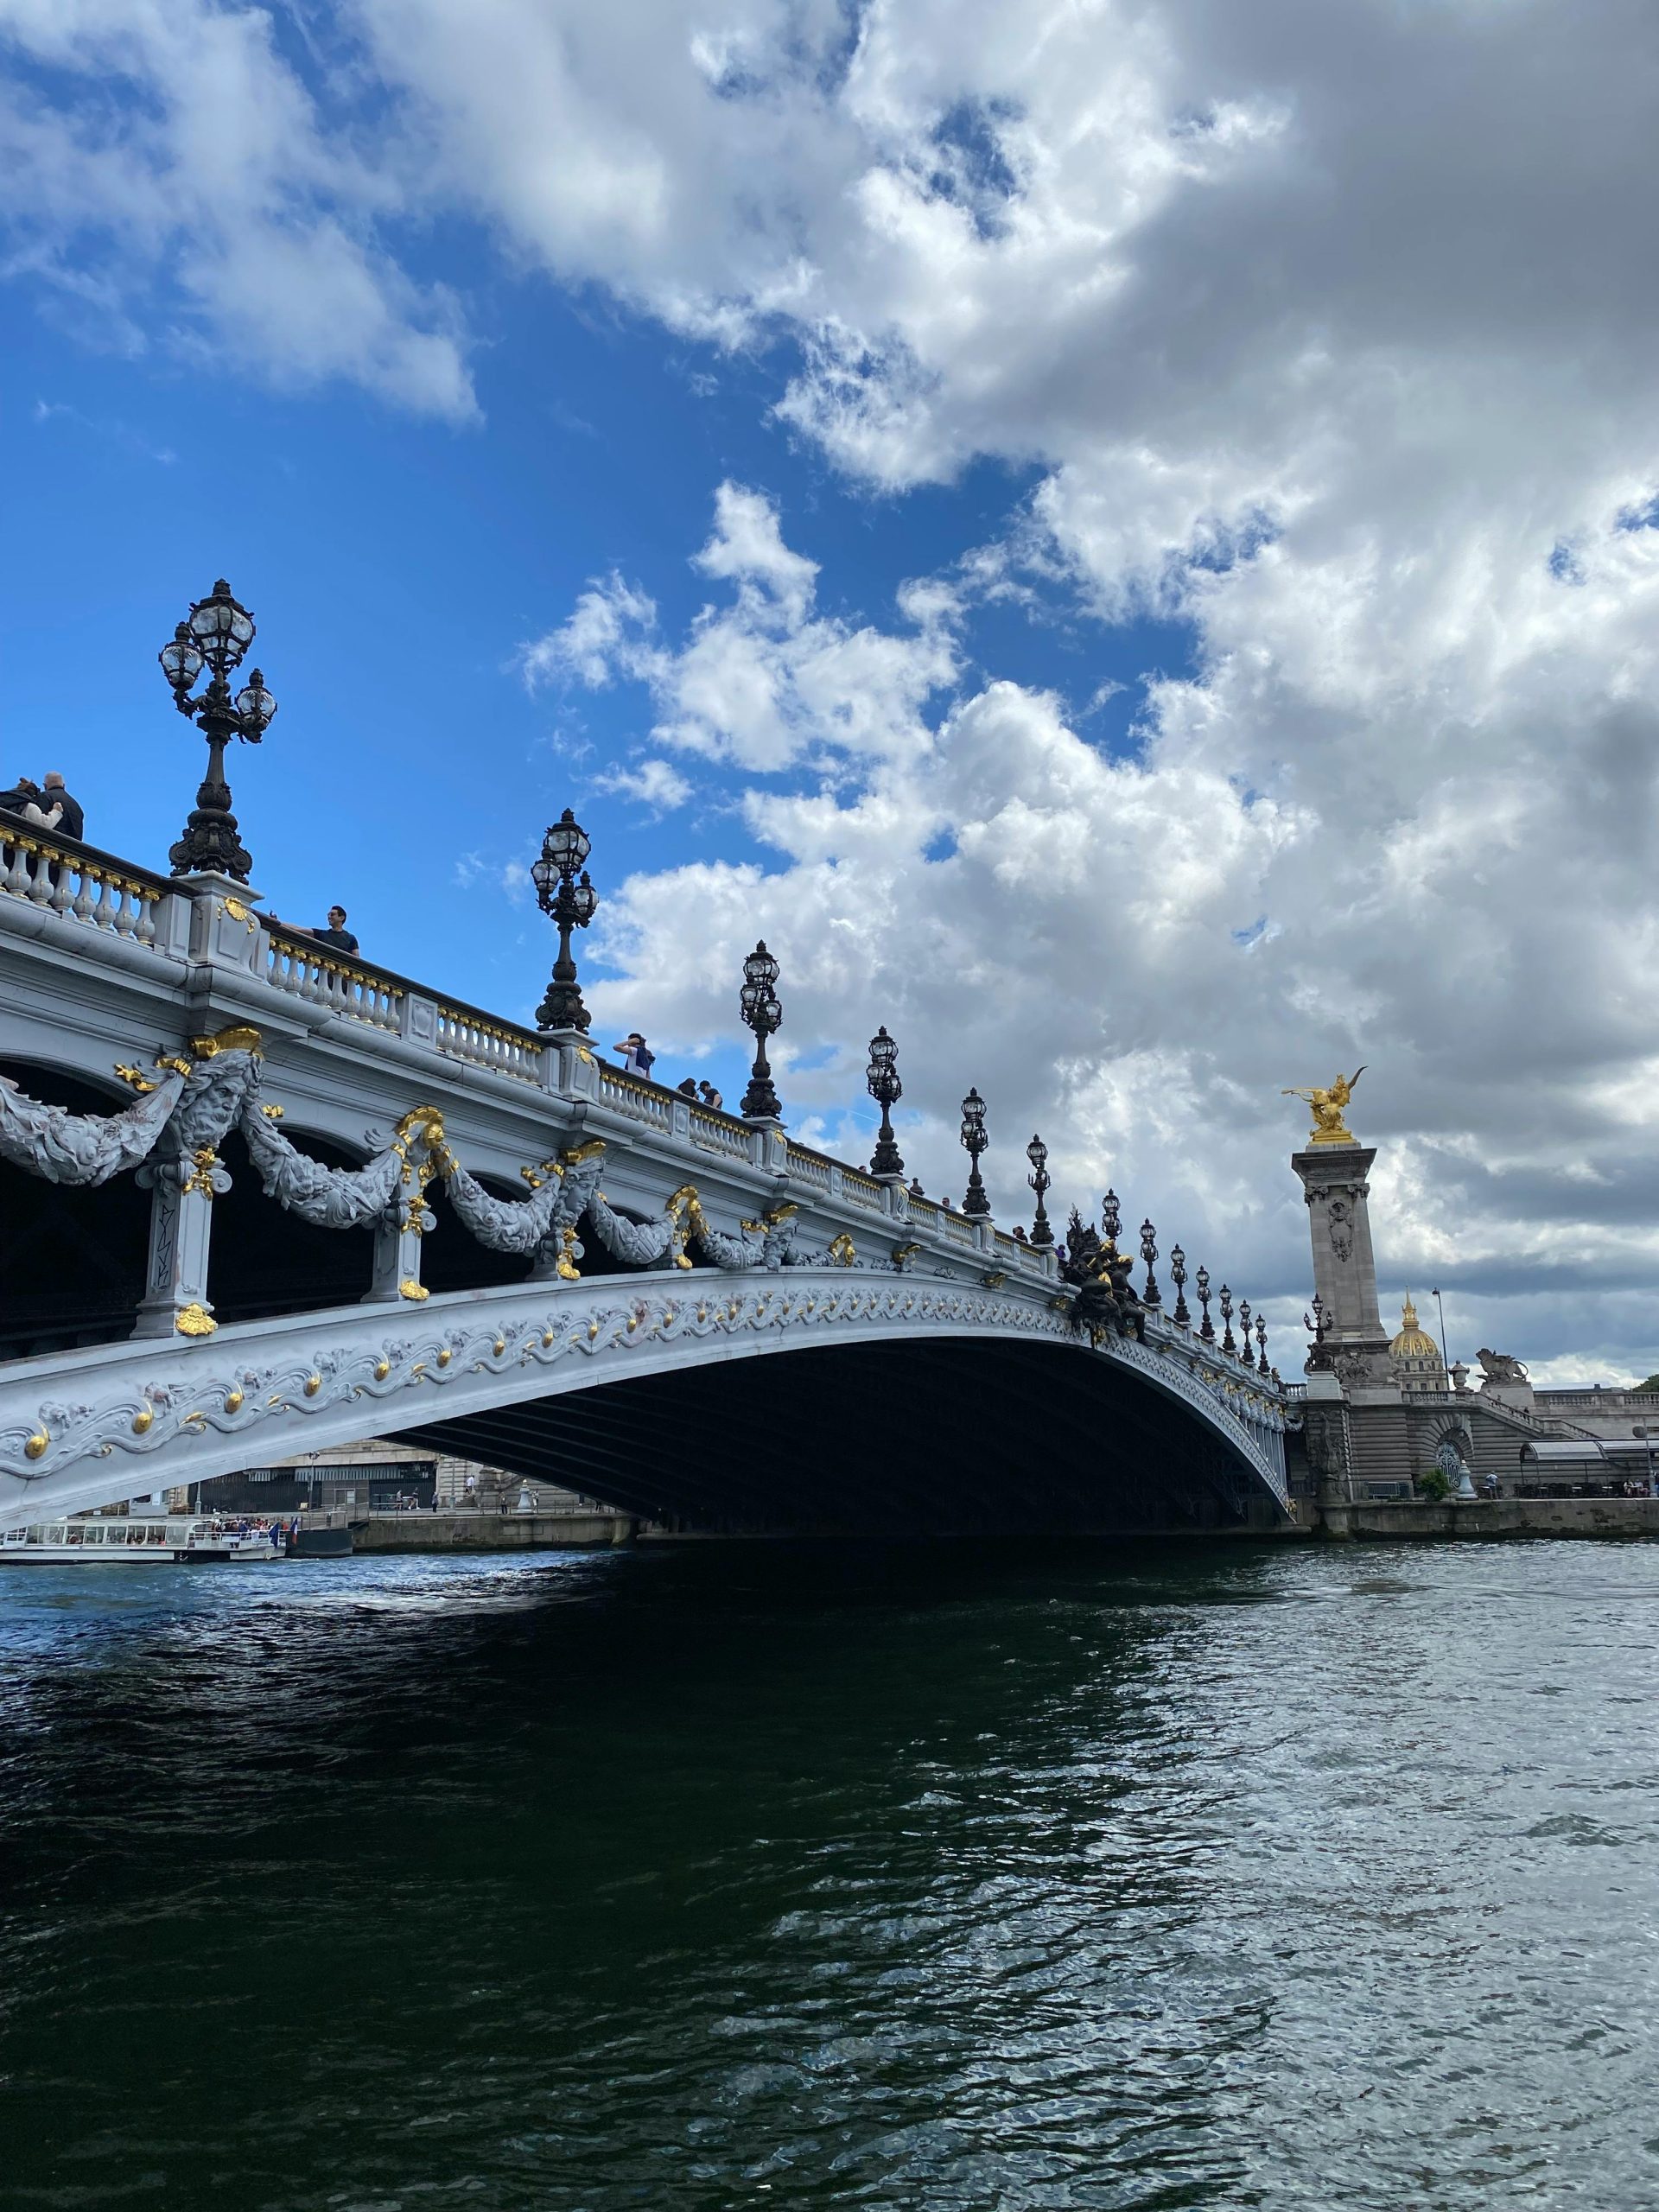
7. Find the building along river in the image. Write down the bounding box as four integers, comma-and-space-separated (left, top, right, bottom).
2, 1538, 1657, 2209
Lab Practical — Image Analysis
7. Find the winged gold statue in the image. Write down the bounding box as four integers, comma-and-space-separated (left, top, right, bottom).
1282, 1067, 1364, 1146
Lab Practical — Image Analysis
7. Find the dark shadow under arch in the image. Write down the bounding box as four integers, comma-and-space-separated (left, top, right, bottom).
0, 1058, 150, 1357
397, 1336, 1279, 1538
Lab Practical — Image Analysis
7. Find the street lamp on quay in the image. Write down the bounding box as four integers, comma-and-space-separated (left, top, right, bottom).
867, 1027, 905, 1179
531, 810, 598, 1033
159, 579, 276, 881
959, 1088, 991, 1217
740, 942, 783, 1120
1027, 1135, 1053, 1246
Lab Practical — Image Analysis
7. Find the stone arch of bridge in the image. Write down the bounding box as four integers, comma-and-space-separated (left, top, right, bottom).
396, 1333, 1278, 1537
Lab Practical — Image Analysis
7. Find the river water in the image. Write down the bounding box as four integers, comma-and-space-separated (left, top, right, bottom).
3, 1538, 1657, 2210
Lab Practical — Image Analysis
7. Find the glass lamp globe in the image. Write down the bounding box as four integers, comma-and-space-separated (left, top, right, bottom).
233, 671, 276, 734
159, 621, 204, 695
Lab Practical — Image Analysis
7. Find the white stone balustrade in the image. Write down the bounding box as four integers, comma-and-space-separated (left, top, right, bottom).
1, 824, 167, 946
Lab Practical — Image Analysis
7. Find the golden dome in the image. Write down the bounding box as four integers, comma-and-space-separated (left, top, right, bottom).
1390, 1293, 1440, 1364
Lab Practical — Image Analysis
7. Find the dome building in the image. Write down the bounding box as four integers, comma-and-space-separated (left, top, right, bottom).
1389, 1294, 1447, 1395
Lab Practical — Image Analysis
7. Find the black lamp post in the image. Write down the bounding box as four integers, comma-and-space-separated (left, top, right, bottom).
740, 942, 783, 1119
1196, 1265, 1214, 1340
160, 579, 276, 881
867, 1027, 905, 1177
959, 1088, 990, 1217
1027, 1135, 1053, 1246
1237, 1298, 1252, 1361
1102, 1188, 1122, 1255
1139, 1218, 1161, 1307
1255, 1312, 1269, 1375
531, 809, 598, 1032
1219, 1284, 1236, 1354
1170, 1244, 1190, 1327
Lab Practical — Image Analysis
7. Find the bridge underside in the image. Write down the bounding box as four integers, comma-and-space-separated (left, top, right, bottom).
398, 1337, 1277, 1536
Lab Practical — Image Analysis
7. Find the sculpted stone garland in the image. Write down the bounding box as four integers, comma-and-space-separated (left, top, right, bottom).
0, 1037, 898, 1293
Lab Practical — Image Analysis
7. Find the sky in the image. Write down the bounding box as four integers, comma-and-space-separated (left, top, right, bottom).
3, 0, 1657, 1385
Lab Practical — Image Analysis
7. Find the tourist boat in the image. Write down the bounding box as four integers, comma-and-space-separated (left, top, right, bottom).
0, 1515, 285, 1564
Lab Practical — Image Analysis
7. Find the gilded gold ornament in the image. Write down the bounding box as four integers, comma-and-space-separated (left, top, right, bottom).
189, 1024, 263, 1059
175, 1303, 217, 1337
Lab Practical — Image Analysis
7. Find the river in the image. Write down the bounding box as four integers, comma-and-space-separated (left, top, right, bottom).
2, 1538, 1656, 2209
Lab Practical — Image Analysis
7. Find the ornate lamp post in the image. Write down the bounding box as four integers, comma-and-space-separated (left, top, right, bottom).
1238, 1297, 1253, 1361
1218, 1283, 1236, 1354
1102, 1188, 1122, 1255
160, 579, 276, 881
1026, 1135, 1053, 1246
959, 1088, 990, 1217
1139, 1218, 1161, 1307
1255, 1312, 1269, 1375
1196, 1264, 1214, 1340
739, 942, 783, 1119
1170, 1244, 1190, 1327
867, 1027, 904, 1178
531, 810, 598, 1032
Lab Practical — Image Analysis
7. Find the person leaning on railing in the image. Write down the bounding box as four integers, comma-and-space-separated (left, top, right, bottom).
265, 903, 360, 955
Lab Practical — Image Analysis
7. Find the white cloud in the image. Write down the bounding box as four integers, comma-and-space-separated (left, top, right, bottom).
594, 758, 694, 812
0, 0, 475, 416
523, 482, 959, 774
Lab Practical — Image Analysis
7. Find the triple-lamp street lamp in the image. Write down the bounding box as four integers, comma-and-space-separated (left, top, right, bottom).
867, 1027, 905, 1178
740, 942, 783, 1120
532, 809, 598, 1033
959, 1088, 990, 1217
159, 579, 276, 881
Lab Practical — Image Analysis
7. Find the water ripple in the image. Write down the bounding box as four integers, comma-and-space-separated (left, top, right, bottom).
3, 1540, 1659, 2208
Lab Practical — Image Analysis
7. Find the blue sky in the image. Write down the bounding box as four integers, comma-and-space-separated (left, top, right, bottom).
1, 259, 1181, 1107
3, 0, 1659, 1379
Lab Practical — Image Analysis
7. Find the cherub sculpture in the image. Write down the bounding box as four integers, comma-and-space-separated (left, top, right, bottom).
1282, 1067, 1365, 1146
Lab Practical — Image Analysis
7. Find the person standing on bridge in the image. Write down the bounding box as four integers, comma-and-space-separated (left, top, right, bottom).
39, 772, 83, 842
614, 1033, 655, 1079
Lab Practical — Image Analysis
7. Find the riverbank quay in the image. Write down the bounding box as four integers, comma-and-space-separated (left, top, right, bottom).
1313, 1496, 1659, 1541
327, 1506, 636, 1552
317, 1497, 1659, 1551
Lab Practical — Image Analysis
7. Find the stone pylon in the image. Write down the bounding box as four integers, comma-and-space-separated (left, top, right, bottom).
1292, 1142, 1397, 1396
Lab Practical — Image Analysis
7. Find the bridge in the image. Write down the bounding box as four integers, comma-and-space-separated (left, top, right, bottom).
0, 603, 1298, 1537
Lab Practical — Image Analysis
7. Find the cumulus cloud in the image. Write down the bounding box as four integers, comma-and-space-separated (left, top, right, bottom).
594, 758, 695, 813
521, 481, 958, 774
0, 0, 475, 416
